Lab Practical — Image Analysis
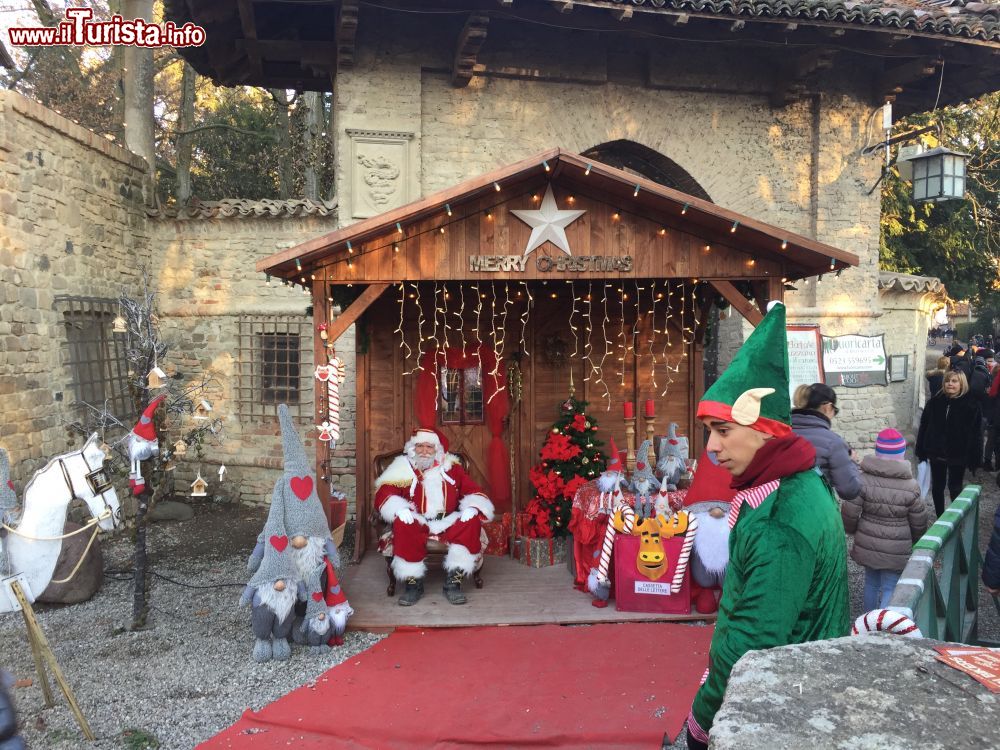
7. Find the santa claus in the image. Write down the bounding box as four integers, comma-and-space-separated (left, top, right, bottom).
374, 427, 494, 606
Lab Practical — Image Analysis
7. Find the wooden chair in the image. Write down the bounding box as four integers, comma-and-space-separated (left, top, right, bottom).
370, 450, 485, 596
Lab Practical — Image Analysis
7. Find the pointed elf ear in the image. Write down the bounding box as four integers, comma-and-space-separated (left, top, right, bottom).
731, 388, 776, 426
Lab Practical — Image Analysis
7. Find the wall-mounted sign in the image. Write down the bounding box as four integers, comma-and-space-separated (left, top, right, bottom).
822, 334, 887, 387
787, 325, 824, 399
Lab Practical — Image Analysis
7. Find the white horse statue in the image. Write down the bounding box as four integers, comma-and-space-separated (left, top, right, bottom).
0, 434, 121, 613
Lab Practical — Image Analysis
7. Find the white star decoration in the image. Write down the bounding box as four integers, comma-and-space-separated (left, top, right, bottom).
510, 185, 586, 256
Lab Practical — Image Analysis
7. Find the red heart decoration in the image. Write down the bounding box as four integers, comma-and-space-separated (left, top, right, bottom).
269, 535, 289, 552
636, 462, 646, 471
6, 480, 13, 491
669, 439, 679, 445
290, 476, 313, 500
311, 592, 323, 602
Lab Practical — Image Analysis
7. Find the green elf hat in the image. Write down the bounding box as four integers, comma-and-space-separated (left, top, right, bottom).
696, 301, 792, 437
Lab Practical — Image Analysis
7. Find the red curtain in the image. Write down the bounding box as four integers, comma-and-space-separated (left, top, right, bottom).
416, 345, 510, 511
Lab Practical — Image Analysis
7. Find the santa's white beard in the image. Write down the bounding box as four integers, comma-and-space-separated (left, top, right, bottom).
692, 511, 730, 576
308, 615, 331, 635
597, 472, 622, 494
257, 582, 296, 622
291, 537, 325, 579
411, 454, 436, 472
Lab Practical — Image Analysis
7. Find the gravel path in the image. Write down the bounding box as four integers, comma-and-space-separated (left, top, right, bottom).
3, 467, 998, 750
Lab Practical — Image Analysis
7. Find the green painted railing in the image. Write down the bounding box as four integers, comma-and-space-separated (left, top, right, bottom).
887, 485, 981, 644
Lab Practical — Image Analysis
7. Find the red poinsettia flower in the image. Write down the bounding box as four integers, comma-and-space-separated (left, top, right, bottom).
563, 474, 587, 499
540, 433, 581, 462
570, 413, 589, 433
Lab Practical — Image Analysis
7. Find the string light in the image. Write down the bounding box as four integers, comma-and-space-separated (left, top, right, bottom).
346, 241, 353, 254
730, 221, 739, 233
413, 283, 425, 373
612, 211, 620, 221
781, 240, 788, 250
703, 244, 711, 254
472, 283, 483, 377
618, 282, 628, 386
658, 228, 666, 236
456, 283, 467, 353
493, 181, 501, 192
681, 203, 689, 215
396, 282, 412, 372
583, 281, 595, 384
519, 281, 532, 356
265, 274, 271, 286
438, 283, 450, 352
295, 258, 302, 271
584, 163, 592, 176
310, 273, 316, 280
542, 160, 551, 172
648, 280, 659, 391
568, 283, 579, 360
445, 203, 453, 217
633, 184, 641, 197
393, 242, 400, 253
396, 222, 404, 234
829, 257, 836, 271
485, 209, 493, 220
596, 283, 612, 409
439, 227, 445, 234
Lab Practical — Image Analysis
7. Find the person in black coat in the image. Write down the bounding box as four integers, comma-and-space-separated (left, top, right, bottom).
984, 504, 1000, 595
916, 370, 983, 517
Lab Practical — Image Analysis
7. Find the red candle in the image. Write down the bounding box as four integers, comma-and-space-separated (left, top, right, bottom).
644, 399, 655, 418
623, 401, 634, 419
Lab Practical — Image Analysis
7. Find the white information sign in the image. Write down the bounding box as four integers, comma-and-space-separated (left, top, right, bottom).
822, 334, 888, 387
787, 325, 824, 400
634, 581, 673, 597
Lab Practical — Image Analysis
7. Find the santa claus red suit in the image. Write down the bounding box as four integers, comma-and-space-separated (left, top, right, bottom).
374, 428, 494, 605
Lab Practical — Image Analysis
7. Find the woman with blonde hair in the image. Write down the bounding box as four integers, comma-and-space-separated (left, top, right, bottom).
916, 369, 982, 517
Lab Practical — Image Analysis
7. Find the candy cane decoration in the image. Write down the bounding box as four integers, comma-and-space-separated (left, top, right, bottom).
671, 513, 697, 594
315, 356, 346, 446
596, 502, 633, 588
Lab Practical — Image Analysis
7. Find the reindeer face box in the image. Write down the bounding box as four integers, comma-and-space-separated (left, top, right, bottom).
612, 508, 691, 582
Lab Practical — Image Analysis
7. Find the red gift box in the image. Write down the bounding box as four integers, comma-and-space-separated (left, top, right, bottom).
613, 534, 691, 614
483, 513, 512, 556
514, 511, 532, 537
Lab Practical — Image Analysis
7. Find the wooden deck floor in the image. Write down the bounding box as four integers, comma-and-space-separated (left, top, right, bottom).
342, 552, 715, 631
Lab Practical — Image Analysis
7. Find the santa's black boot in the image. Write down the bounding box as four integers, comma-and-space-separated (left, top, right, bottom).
398, 577, 424, 606
443, 569, 467, 605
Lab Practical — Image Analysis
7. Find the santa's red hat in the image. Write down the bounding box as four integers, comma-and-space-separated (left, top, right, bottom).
132, 396, 165, 442
407, 427, 449, 454
605, 437, 623, 473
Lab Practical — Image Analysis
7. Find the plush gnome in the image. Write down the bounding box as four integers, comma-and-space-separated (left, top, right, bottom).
656, 423, 687, 490
595, 438, 626, 513
0, 449, 18, 576
294, 575, 333, 654
322, 556, 353, 646
683, 455, 738, 614
248, 404, 339, 580
240, 516, 301, 663
128, 396, 165, 495
631, 439, 657, 519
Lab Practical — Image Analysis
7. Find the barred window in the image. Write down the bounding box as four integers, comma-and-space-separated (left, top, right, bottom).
58, 296, 131, 416
237, 316, 313, 421
439, 366, 484, 425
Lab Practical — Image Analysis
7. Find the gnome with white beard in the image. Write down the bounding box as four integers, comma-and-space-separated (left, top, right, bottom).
682, 452, 738, 614
127, 396, 165, 495
240, 516, 300, 663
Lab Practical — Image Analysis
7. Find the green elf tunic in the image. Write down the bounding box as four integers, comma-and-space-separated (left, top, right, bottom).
691, 469, 850, 733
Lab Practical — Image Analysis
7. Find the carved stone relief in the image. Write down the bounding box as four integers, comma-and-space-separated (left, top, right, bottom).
346, 129, 414, 219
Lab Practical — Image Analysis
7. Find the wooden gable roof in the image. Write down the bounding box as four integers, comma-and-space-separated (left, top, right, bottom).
257, 147, 859, 284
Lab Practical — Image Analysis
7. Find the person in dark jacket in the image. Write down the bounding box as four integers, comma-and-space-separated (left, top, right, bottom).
983, 504, 1000, 595
791, 383, 861, 501
0, 671, 25, 750
916, 370, 982, 517
925, 355, 950, 399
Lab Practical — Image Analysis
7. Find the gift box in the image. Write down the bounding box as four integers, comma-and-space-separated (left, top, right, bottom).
613, 534, 691, 614
483, 513, 512, 556
513, 535, 570, 568
514, 512, 532, 538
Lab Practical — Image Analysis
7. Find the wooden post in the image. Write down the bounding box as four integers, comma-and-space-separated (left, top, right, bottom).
312, 277, 331, 520
644, 415, 656, 465
11, 581, 95, 741
625, 417, 636, 473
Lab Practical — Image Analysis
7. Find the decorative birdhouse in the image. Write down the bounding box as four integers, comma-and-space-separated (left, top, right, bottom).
173, 439, 188, 457
147, 366, 167, 389
194, 399, 213, 421
190, 473, 208, 497
112, 315, 127, 334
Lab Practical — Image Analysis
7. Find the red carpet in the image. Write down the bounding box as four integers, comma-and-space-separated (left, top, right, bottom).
200, 622, 712, 749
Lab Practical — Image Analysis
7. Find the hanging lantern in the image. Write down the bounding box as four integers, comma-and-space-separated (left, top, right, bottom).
112, 315, 127, 334
910, 146, 969, 203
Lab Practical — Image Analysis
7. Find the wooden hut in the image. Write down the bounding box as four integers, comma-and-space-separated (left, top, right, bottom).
260, 148, 859, 568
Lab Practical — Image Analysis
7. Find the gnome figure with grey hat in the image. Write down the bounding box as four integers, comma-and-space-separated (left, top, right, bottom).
240, 515, 301, 662
247, 404, 351, 645
630, 439, 657, 520
0, 449, 19, 576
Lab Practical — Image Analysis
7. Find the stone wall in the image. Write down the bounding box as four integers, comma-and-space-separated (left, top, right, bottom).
150, 214, 359, 515
0, 90, 149, 484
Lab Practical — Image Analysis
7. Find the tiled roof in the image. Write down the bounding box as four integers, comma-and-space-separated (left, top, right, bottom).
878, 270, 946, 295
147, 198, 338, 221
617, 0, 1000, 42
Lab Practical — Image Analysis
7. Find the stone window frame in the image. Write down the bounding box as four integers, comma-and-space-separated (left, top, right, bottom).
236, 315, 314, 423
57, 296, 132, 417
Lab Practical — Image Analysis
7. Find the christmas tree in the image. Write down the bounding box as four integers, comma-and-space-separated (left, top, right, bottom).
526, 396, 607, 538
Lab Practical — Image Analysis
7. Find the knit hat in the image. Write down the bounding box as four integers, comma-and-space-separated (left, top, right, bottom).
697, 301, 792, 437
131, 396, 165, 442
634, 439, 654, 474
276, 404, 330, 540
875, 428, 907, 461
0, 448, 17, 512
247, 510, 299, 590
323, 557, 349, 607
605, 438, 623, 473
303, 573, 328, 621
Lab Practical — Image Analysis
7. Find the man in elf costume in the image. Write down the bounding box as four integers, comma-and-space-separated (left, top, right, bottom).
686, 301, 849, 750
375, 427, 494, 606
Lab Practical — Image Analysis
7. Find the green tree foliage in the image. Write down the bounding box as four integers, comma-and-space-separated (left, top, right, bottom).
880, 93, 1000, 305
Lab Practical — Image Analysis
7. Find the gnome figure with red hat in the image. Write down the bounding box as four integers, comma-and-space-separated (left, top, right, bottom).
374, 427, 494, 606
128, 396, 165, 495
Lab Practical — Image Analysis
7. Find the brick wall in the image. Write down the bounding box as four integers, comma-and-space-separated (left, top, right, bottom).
0, 90, 150, 484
